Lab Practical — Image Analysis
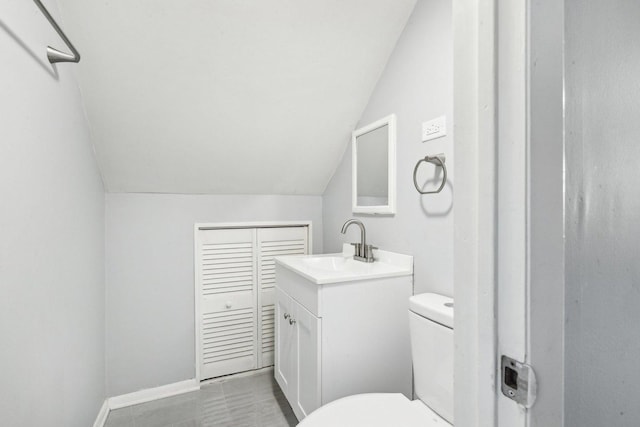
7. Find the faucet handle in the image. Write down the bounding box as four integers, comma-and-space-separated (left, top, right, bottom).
363, 244, 377, 262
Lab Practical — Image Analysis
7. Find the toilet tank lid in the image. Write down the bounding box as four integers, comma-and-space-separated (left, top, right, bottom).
409, 293, 454, 329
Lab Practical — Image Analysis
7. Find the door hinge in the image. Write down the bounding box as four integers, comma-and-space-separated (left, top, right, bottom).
501, 355, 537, 409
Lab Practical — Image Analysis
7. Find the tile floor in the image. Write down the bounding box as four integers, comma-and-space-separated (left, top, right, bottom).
104, 370, 298, 427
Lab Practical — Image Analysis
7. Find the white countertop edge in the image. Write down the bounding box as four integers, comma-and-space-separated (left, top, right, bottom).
274, 245, 413, 285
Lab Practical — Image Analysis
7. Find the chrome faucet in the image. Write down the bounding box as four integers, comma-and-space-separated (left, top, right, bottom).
340, 219, 377, 263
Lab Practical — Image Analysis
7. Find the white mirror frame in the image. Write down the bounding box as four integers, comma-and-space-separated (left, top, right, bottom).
352, 114, 397, 215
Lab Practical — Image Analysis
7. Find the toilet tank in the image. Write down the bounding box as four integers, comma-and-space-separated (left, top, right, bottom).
409, 293, 454, 424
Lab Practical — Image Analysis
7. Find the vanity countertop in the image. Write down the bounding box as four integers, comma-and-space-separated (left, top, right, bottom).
275, 244, 413, 285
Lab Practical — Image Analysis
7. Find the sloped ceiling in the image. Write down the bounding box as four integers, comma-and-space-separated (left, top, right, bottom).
57, 0, 416, 194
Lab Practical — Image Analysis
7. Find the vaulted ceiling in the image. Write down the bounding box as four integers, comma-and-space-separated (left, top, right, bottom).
57, 0, 416, 194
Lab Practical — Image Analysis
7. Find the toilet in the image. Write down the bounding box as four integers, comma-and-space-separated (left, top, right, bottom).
298, 293, 454, 427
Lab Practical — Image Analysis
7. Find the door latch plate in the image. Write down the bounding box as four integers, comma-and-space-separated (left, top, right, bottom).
501, 355, 537, 408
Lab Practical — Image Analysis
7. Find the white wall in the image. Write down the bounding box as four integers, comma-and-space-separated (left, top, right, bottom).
0, 2, 106, 426
322, 0, 453, 296
564, 1, 640, 425
105, 193, 322, 396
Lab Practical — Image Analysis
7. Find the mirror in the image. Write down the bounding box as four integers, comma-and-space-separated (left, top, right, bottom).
352, 114, 396, 214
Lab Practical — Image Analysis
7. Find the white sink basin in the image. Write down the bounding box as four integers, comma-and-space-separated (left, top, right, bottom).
275, 244, 413, 285
301, 256, 349, 272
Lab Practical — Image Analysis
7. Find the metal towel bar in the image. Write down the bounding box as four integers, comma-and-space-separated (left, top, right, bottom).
413, 154, 447, 194
33, 0, 81, 64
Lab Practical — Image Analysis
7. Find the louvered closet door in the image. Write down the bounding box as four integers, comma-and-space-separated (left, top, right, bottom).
257, 227, 308, 367
198, 228, 258, 380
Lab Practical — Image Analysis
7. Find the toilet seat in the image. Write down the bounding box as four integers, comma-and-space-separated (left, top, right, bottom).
297, 393, 452, 427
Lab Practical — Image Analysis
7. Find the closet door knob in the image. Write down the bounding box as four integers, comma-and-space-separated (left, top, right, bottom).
284, 313, 290, 320
289, 318, 296, 325
225, 302, 232, 309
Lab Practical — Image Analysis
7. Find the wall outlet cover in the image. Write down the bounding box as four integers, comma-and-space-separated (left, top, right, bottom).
422, 116, 447, 142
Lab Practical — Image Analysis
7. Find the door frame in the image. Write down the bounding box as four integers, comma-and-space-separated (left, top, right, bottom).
452, 0, 499, 425
453, 0, 564, 426
193, 220, 312, 383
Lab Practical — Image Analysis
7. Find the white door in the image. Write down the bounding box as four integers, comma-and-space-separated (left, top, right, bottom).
196, 224, 309, 381
257, 227, 308, 367
274, 287, 294, 399
293, 301, 321, 420
197, 228, 258, 380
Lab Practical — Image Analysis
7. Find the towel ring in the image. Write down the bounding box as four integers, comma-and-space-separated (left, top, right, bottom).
413, 154, 447, 195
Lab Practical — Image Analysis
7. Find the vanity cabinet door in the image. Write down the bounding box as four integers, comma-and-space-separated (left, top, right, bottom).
275, 288, 294, 400
275, 287, 322, 421
293, 301, 321, 419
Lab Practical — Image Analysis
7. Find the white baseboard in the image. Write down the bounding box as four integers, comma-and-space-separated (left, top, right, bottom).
93, 399, 109, 427
108, 379, 200, 410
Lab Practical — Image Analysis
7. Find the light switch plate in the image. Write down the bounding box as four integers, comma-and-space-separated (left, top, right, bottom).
422, 116, 447, 142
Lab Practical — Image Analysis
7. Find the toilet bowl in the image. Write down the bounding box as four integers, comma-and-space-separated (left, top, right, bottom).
298, 293, 454, 427
297, 393, 451, 427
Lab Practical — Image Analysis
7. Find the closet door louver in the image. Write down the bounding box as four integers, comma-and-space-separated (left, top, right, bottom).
261, 305, 275, 362
257, 227, 308, 367
198, 228, 258, 380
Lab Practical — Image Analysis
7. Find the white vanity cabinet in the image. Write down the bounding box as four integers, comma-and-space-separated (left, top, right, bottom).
274, 248, 413, 421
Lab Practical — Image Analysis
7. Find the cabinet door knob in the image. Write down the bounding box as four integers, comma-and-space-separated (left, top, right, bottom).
225, 302, 232, 309
289, 318, 296, 325
284, 313, 290, 320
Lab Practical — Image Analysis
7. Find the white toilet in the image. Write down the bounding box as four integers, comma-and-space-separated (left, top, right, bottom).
298, 293, 454, 427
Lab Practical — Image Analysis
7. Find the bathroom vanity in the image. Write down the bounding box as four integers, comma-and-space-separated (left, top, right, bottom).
274, 245, 413, 421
